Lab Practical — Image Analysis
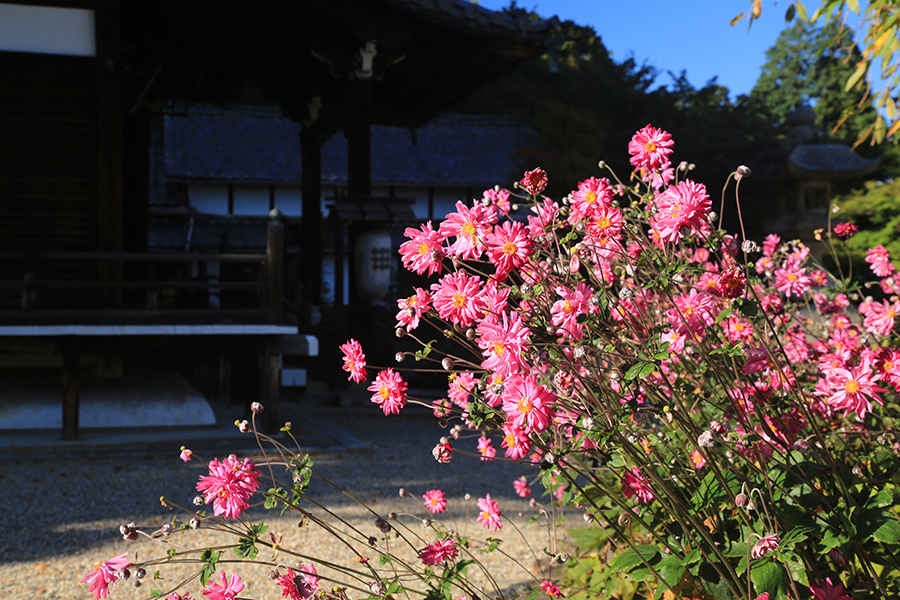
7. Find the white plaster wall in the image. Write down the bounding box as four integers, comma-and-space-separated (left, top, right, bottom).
191, 183, 228, 214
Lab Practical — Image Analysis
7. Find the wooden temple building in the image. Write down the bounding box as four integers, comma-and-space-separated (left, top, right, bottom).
0, 0, 553, 437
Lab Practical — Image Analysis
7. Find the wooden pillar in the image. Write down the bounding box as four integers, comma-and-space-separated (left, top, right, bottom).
267, 216, 284, 324
259, 339, 280, 432
300, 131, 323, 327
62, 351, 80, 440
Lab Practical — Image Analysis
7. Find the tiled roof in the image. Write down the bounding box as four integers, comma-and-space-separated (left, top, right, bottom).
163, 105, 540, 187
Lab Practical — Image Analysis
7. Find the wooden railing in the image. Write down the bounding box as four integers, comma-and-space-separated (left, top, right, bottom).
0, 219, 285, 325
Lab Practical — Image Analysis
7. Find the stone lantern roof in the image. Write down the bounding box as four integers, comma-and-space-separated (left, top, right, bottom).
750, 105, 880, 180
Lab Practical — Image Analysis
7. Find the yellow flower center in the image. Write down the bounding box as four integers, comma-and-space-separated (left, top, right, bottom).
563, 299, 573, 314
494, 341, 505, 356
418, 243, 429, 255
380, 386, 390, 400
645, 141, 657, 153
517, 397, 533, 414
501, 241, 518, 256
596, 216, 611, 230
504, 433, 515, 446
461, 222, 477, 239
585, 190, 597, 204
451, 294, 467, 308
788, 274, 798, 282
844, 380, 860, 395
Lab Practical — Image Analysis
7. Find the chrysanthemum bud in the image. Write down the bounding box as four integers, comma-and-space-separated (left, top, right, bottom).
520, 283, 532, 295
133, 580, 142, 588
374, 517, 391, 533
573, 345, 588, 358
160, 524, 172, 536
792, 438, 811, 454
134, 568, 146, 580
736, 165, 751, 179
395, 327, 406, 338
388, 511, 398, 520
678, 161, 689, 171
598, 160, 606, 169
442, 357, 454, 370
742, 240, 759, 253
698, 430, 715, 448
735, 493, 749, 508
269, 569, 280, 580
432, 442, 453, 463
852, 463, 864, 478
395, 352, 405, 363
120, 523, 138, 541
465, 328, 476, 340
709, 420, 728, 434
398, 488, 406, 497
583, 512, 593, 523
119, 568, 131, 580
250, 402, 264, 414
193, 495, 205, 506
190, 517, 201, 530
236, 419, 251, 433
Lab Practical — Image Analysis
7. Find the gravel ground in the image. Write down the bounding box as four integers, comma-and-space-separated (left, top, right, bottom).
0, 400, 571, 600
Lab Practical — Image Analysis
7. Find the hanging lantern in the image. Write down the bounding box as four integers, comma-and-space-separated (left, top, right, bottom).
354, 228, 393, 301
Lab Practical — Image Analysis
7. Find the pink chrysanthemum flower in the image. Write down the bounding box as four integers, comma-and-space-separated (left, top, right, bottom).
715, 268, 746, 299
501, 422, 531, 459
431, 271, 486, 328
690, 449, 707, 469
526, 197, 560, 237
520, 167, 548, 195
440, 201, 494, 260
422, 489, 447, 513
477, 435, 496, 461
447, 371, 476, 408
81, 553, 131, 599
202, 572, 244, 600
819, 359, 885, 420
622, 468, 655, 503
866, 245, 895, 277
809, 577, 854, 600
569, 176, 613, 223
652, 179, 712, 243
340, 339, 367, 383
476, 493, 502, 531
513, 476, 532, 498
861, 299, 898, 337
483, 187, 511, 215
551, 282, 592, 341
179, 447, 193, 462
833, 222, 857, 238
484, 220, 532, 280
433, 442, 453, 463
501, 376, 556, 433
540, 580, 565, 598
628, 124, 674, 171
277, 565, 319, 600
751, 533, 780, 559
418, 538, 460, 566
399, 221, 445, 276
667, 289, 716, 337
166, 593, 195, 600
587, 205, 624, 241
196, 456, 261, 519
775, 264, 811, 297
396, 288, 432, 332
367, 369, 408, 415
477, 311, 530, 378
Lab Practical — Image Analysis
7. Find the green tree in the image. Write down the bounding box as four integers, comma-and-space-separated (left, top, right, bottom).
750, 20, 876, 144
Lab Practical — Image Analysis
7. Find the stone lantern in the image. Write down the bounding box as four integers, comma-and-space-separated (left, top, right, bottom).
749, 105, 880, 260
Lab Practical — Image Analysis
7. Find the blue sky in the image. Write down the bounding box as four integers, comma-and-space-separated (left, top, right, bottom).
476, 1, 795, 98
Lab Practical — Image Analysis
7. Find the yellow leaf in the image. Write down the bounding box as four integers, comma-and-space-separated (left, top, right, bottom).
847, 0, 860, 14
874, 114, 887, 144
729, 11, 747, 26
887, 117, 900, 139
873, 28, 893, 52
795, 0, 808, 20
886, 96, 898, 121
753, 0, 762, 19
846, 62, 867, 92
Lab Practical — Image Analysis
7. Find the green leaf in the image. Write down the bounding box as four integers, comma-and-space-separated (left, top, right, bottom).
652, 554, 687, 599
691, 470, 741, 512
780, 551, 809, 587
624, 361, 656, 381
785, 4, 795, 22
859, 510, 900, 544
697, 563, 737, 600
846, 62, 867, 92
795, 1, 807, 20
609, 544, 661, 572
150, 590, 162, 598
751, 560, 787, 600
846, 0, 859, 14
199, 549, 222, 586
